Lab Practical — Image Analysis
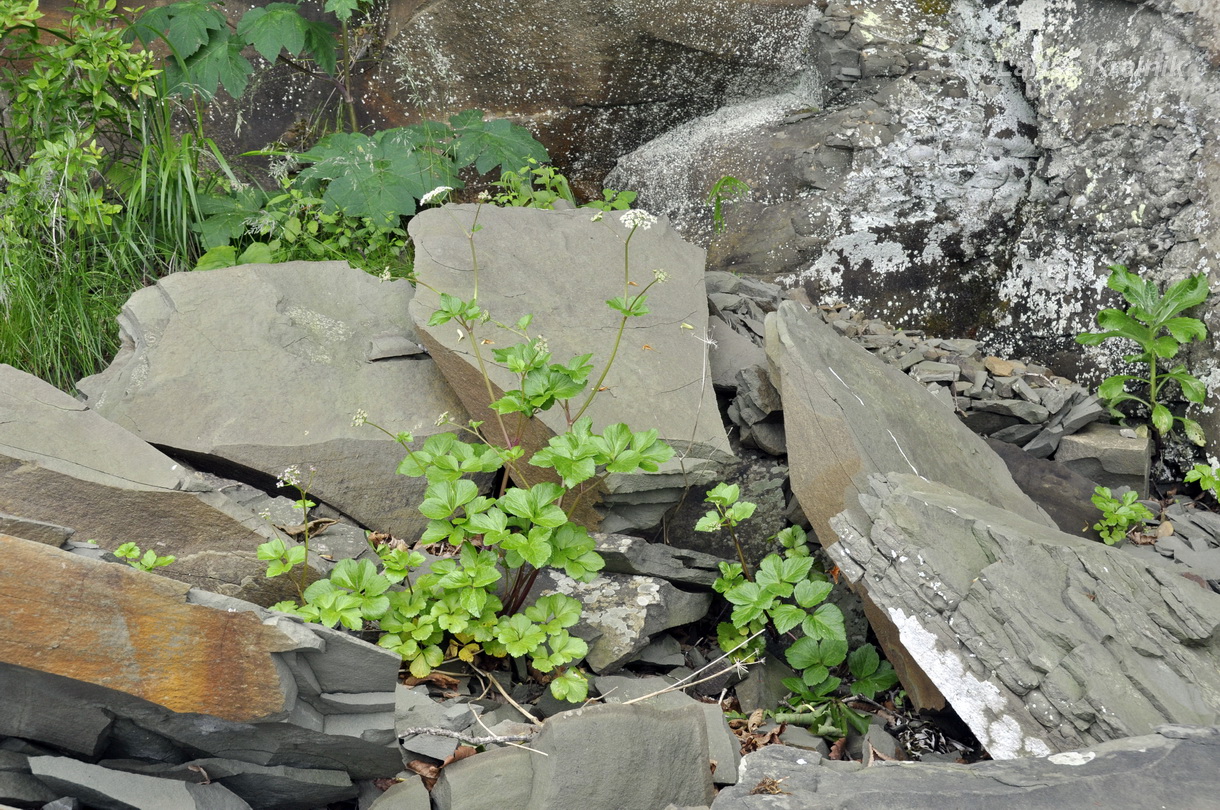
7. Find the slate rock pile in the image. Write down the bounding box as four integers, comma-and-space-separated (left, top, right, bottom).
709, 271, 1107, 461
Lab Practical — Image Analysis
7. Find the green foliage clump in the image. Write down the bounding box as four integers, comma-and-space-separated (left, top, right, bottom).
697, 485, 897, 739
1091, 486, 1154, 545
1076, 264, 1209, 444
114, 542, 176, 571
491, 158, 637, 212
260, 200, 677, 702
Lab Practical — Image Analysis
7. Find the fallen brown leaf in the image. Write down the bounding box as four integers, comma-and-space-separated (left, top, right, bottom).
406, 760, 440, 791
442, 745, 478, 768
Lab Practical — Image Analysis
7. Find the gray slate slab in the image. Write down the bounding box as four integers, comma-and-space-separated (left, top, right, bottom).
711, 725, 1220, 810
0, 366, 308, 604
534, 570, 712, 673
408, 205, 734, 533
767, 302, 1051, 709
77, 262, 468, 538
828, 473, 1220, 758
28, 756, 252, 810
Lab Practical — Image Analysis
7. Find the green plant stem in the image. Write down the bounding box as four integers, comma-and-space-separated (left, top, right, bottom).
726, 521, 753, 581
572, 230, 660, 423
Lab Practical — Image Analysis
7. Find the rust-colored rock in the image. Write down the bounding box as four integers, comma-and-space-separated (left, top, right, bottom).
0, 535, 297, 722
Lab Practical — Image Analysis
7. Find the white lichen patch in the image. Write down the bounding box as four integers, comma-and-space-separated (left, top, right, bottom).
1047, 751, 1095, 766
285, 307, 353, 343
888, 607, 1053, 760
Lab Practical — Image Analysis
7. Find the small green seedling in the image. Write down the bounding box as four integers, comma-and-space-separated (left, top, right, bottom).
1091, 486, 1155, 545
1076, 265, 1209, 444
114, 542, 175, 571
707, 175, 750, 234
1185, 463, 1219, 498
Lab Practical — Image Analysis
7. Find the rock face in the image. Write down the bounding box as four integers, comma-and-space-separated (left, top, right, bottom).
408, 205, 734, 532
78, 261, 469, 538
768, 300, 1052, 709
828, 473, 1220, 758
0, 365, 310, 604
362, 0, 818, 193
609, 0, 1220, 401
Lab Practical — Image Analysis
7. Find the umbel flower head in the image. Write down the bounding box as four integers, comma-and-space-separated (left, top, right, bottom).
620, 210, 657, 231
420, 186, 454, 206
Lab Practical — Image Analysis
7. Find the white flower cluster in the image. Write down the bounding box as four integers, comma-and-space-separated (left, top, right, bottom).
651, 268, 670, 284
620, 210, 657, 231
351, 409, 368, 427
420, 186, 454, 206
276, 464, 316, 489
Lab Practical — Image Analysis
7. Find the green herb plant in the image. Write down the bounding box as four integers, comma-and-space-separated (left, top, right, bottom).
257, 464, 321, 599
1091, 486, 1155, 545
707, 175, 750, 235
491, 159, 637, 212
698, 485, 898, 739
1076, 265, 1209, 445
1185, 462, 1219, 498
260, 203, 677, 703
114, 542, 176, 572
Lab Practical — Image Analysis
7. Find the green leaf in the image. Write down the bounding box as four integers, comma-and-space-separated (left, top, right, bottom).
501, 526, 553, 569
769, 603, 807, 634
1151, 403, 1173, 436
324, 0, 361, 22
793, 578, 834, 609
548, 523, 604, 581
1163, 316, 1207, 344
549, 669, 589, 703
496, 613, 547, 658
449, 109, 549, 175
694, 511, 723, 532
606, 295, 650, 318
237, 3, 311, 64
1153, 273, 1209, 322
786, 636, 831, 671
177, 31, 253, 99
802, 603, 846, 642
1183, 417, 1207, 446
705, 482, 740, 507
132, 0, 227, 56
847, 644, 880, 681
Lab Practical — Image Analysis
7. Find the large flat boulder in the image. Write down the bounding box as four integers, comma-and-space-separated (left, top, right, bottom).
768, 301, 1052, 709
828, 473, 1220, 758
408, 205, 733, 532
77, 262, 468, 538
0, 365, 308, 604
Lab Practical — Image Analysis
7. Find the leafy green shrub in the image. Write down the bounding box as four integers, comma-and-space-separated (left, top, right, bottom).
697, 485, 897, 738
261, 201, 676, 702
0, 0, 233, 387
1076, 265, 1209, 444
1091, 486, 1155, 545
